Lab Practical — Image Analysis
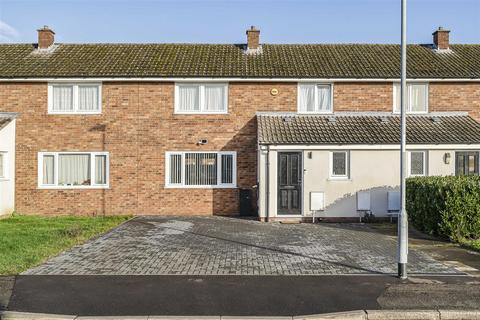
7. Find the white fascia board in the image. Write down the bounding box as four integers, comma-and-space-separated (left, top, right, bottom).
255, 111, 469, 117
266, 144, 480, 150
1, 77, 479, 83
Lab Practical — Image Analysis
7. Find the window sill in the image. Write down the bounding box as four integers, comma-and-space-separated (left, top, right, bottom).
276, 214, 303, 218
0, 178, 10, 182
297, 111, 333, 115
174, 111, 229, 115
392, 111, 428, 115
327, 177, 351, 181
165, 185, 237, 189
48, 111, 102, 115
38, 185, 110, 190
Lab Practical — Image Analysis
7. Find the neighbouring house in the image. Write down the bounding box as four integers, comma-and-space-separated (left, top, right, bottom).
0, 113, 16, 215
0, 26, 479, 221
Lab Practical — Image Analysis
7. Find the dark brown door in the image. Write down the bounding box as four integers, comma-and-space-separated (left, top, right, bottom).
278, 152, 302, 215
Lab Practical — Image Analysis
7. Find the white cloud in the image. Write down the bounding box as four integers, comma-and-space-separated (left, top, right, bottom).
0, 20, 19, 42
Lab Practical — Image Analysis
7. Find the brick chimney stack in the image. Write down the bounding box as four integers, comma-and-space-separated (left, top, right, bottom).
432, 27, 450, 50
37, 26, 55, 49
246, 26, 260, 50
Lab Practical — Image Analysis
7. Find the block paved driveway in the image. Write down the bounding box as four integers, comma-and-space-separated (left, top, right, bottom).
24, 216, 459, 275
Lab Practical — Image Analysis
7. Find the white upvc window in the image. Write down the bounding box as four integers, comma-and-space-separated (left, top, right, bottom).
0, 152, 6, 179
393, 83, 428, 113
408, 151, 428, 177
298, 83, 333, 113
48, 83, 102, 114
165, 151, 237, 188
38, 152, 109, 189
175, 83, 228, 114
329, 151, 349, 179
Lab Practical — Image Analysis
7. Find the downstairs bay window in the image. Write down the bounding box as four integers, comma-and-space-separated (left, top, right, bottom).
166, 151, 237, 188
38, 152, 109, 189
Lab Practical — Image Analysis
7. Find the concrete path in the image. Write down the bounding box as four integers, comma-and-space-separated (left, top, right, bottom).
0, 277, 14, 311
24, 216, 458, 275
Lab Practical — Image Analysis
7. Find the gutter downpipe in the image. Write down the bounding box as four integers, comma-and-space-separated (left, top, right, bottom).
265, 145, 270, 222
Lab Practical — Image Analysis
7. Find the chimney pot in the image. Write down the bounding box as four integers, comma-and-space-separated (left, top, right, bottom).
432, 26, 450, 50
246, 26, 260, 50
37, 26, 55, 49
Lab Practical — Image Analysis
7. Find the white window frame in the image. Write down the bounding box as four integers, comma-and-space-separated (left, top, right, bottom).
0, 151, 7, 180
407, 150, 428, 177
174, 83, 228, 114
329, 151, 349, 180
37, 151, 109, 189
393, 82, 429, 114
165, 151, 237, 188
297, 83, 334, 114
48, 83, 102, 114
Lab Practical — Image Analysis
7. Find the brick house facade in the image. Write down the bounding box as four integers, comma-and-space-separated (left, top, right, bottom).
1, 26, 480, 218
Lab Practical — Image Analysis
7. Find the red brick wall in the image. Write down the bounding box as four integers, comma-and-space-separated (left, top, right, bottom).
334, 82, 480, 121
1, 81, 479, 216
0, 82, 296, 215
429, 83, 480, 121
334, 83, 393, 112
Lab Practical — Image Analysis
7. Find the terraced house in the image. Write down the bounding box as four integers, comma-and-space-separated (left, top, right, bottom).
0, 26, 480, 220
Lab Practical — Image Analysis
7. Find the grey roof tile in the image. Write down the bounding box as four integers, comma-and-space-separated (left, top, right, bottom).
0, 43, 479, 78
257, 114, 480, 145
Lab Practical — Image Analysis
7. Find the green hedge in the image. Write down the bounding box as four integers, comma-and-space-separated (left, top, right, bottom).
406, 176, 480, 243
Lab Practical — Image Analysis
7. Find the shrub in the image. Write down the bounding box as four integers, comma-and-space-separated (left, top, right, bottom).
406, 176, 480, 244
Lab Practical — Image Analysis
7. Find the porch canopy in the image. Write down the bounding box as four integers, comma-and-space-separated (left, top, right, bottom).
257, 112, 480, 146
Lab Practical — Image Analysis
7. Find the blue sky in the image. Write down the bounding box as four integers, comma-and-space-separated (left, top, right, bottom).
0, 0, 479, 44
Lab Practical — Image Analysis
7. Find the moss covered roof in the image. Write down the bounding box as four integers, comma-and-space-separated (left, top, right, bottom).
257, 113, 480, 145
0, 43, 479, 78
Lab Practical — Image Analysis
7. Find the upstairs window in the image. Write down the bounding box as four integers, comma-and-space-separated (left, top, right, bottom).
166, 151, 236, 188
175, 83, 228, 113
298, 84, 332, 113
48, 83, 101, 114
38, 152, 109, 188
393, 83, 428, 113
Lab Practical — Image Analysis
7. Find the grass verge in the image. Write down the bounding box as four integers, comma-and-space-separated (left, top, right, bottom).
0, 214, 131, 275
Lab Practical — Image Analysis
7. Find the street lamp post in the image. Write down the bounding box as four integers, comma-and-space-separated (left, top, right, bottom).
398, 0, 408, 280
